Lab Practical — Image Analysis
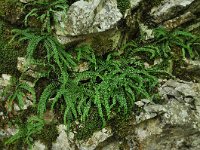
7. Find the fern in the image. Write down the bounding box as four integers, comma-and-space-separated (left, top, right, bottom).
38, 82, 58, 118
71, 54, 158, 125
75, 43, 97, 69
5, 116, 45, 147
12, 29, 76, 81
24, 0, 69, 33
3, 77, 36, 111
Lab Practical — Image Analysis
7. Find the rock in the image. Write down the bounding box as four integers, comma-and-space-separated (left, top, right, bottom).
151, 0, 195, 23
159, 79, 199, 100
101, 141, 121, 150
74, 62, 89, 72
19, 0, 33, 3
77, 127, 113, 150
130, 0, 142, 9
139, 23, 154, 40
17, 57, 47, 79
128, 79, 200, 150
163, 11, 196, 29
32, 141, 46, 150
52, 125, 75, 150
54, 0, 122, 36
0, 74, 11, 87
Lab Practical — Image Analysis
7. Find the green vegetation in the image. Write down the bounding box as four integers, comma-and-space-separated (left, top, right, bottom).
5, 116, 45, 148
24, 0, 68, 33
0, 21, 26, 76
1, 0, 200, 148
2, 77, 36, 111
117, 0, 130, 14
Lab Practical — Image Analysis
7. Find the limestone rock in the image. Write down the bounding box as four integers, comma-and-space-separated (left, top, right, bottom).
52, 125, 75, 150
32, 141, 46, 150
131, 79, 200, 150
151, 0, 195, 23
54, 0, 122, 36
77, 127, 113, 150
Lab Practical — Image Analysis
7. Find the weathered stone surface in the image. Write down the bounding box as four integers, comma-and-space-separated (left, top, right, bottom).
19, 0, 33, 3
151, 0, 195, 23
77, 127, 113, 150
52, 125, 75, 150
54, 0, 122, 36
32, 141, 46, 150
131, 79, 200, 150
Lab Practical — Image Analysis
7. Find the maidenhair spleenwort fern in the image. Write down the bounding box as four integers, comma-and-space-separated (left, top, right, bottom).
11, 29, 77, 82
24, 0, 69, 33
123, 27, 199, 61
2, 77, 36, 111
5, 116, 45, 147
72, 54, 158, 126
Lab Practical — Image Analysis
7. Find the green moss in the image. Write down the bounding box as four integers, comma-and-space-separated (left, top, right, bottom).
0, 0, 23, 24
75, 109, 103, 140
0, 21, 26, 76
117, 0, 130, 14
0, 140, 5, 149
35, 123, 58, 149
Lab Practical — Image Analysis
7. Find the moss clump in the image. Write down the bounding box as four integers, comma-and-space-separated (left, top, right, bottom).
117, 0, 130, 14
34, 123, 58, 149
75, 110, 103, 140
0, 0, 24, 24
0, 140, 5, 149
0, 21, 26, 76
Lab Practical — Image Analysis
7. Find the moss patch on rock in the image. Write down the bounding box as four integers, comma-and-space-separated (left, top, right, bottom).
75, 109, 103, 140
0, 21, 26, 76
34, 123, 58, 149
117, 0, 130, 14
0, 0, 24, 24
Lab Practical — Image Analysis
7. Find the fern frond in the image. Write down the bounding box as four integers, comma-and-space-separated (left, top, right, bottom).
38, 83, 57, 117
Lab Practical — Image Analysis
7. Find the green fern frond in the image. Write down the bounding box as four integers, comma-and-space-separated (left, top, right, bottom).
24, 0, 69, 33
38, 83, 57, 117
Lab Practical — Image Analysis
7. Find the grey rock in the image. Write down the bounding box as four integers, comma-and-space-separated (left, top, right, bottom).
77, 127, 113, 150
151, 0, 195, 23
52, 125, 75, 150
54, 0, 122, 36
32, 141, 46, 150
130, 79, 200, 150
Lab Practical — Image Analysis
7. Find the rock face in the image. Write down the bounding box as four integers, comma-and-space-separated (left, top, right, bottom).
55, 0, 122, 36
27, 79, 200, 150
150, 0, 195, 23
1, 0, 200, 149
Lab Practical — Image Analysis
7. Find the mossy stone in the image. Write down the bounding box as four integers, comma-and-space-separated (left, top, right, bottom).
0, 21, 26, 76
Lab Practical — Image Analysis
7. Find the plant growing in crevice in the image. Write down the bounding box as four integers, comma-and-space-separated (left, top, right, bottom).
1, 77, 36, 111
24, 0, 69, 33
5, 116, 45, 147
122, 27, 200, 73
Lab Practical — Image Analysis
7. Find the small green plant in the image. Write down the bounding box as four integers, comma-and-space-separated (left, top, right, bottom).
122, 27, 200, 73
12, 29, 76, 81
24, 0, 69, 33
5, 116, 45, 147
2, 77, 36, 111
154, 27, 199, 59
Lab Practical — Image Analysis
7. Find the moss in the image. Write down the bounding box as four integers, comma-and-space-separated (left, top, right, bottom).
0, 0, 24, 24
117, 0, 130, 14
108, 113, 134, 139
75, 109, 103, 140
34, 123, 58, 149
0, 140, 5, 149
0, 21, 26, 76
